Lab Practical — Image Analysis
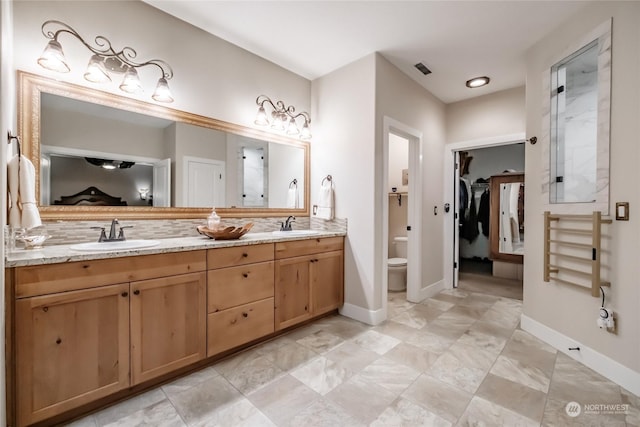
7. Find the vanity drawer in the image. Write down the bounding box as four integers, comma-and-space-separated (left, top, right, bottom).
275, 237, 343, 259
14, 251, 207, 298
207, 261, 274, 312
207, 298, 274, 356
207, 243, 274, 270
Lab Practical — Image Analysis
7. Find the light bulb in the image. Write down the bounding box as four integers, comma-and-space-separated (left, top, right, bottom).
37, 40, 70, 73
84, 55, 111, 83
152, 78, 174, 103
254, 106, 269, 126
286, 117, 299, 135
271, 114, 285, 131
300, 121, 312, 140
119, 67, 143, 94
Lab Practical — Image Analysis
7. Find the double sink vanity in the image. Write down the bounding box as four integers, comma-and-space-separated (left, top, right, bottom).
5, 230, 345, 426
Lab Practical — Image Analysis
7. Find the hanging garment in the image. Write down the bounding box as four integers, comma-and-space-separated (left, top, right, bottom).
461, 189, 479, 242
478, 189, 490, 237
459, 177, 469, 228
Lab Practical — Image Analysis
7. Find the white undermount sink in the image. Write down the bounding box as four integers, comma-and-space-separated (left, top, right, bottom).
271, 230, 321, 237
69, 239, 161, 252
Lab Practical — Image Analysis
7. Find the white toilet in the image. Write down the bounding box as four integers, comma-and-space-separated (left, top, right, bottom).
388, 236, 408, 291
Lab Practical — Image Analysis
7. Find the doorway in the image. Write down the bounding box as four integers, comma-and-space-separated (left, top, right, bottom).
443, 133, 526, 296
382, 117, 423, 318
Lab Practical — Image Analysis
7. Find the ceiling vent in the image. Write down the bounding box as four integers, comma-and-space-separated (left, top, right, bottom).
414, 62, 432, 75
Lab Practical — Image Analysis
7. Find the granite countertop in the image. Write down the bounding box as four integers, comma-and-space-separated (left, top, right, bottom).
5, 230, 346, 268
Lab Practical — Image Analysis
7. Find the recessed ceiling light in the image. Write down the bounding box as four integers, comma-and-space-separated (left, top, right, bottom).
466, 76, 490, 88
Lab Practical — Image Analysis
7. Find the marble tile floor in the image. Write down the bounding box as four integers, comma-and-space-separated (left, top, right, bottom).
69, 290, 638, 427
457, 272, 523, 301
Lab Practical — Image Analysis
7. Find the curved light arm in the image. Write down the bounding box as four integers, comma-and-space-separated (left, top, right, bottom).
41, 20, 173, 80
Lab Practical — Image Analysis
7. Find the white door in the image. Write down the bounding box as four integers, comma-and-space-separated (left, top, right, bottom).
453, 152, 460, 288
183, 156, 225, 207
153, 158, 171, 207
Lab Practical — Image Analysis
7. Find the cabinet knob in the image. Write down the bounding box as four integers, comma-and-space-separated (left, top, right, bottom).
242, 312, 248, 318
133, 290, 140, 295
243, 273, 249, 278
56, 338, 62, 345
121, 291, 128, 297
304, 305, 308, 311
42, 306, 48, 312
242, 253, 248, 258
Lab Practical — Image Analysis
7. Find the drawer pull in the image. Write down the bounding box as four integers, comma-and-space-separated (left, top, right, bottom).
56, 338, 62, 345
121, 291, 128, 297
42, 307, 48, 312
243, 273, 249, 278
242, 312, 248, 318
242, 253, 248, 258
133, 290, 140, 295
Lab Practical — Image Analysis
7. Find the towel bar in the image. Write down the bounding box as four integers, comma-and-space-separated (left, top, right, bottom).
543, 211, 611, 297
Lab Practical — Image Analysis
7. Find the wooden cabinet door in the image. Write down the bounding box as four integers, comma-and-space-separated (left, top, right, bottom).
130, 272, 206, 385
275, 256, 312, 330
207, 298, 275, 356
311, 250, 344, 315
16, 284, 130, 426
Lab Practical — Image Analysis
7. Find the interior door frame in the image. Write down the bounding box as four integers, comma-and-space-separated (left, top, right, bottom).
382, 117, 423, 316
443, 133, 526, 289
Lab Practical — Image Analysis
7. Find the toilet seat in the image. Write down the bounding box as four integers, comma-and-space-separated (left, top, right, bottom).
388, 257, 407, 267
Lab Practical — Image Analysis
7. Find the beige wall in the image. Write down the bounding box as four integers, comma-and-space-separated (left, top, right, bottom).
312, 53, 446, 314
12, 1, 310, 134
376, 54, 447, 301
446, 86, 525, 143
311, 54, 377, 311
525, 2, 640, 373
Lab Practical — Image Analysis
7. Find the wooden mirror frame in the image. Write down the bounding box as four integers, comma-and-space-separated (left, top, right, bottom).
18, 71, 310, 220
489, 172, 524, 264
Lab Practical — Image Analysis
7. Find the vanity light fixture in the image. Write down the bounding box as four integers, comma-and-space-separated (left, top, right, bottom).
254, 95, 312, 140
465, 76, 490, 88
37, 20, 174, 103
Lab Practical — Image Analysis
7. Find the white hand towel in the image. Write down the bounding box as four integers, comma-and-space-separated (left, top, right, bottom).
316, 179, 334, 220
7, 155, 21, 228
7, 154, 42, 229
287, 187, 299, 209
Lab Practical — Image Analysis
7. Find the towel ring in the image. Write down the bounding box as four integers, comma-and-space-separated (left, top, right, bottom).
322, 175, 333, 185
7, 131, 21, 158
289, 179, 297, 189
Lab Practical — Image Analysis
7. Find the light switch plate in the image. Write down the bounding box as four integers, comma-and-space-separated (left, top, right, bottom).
615, 202, 629, 220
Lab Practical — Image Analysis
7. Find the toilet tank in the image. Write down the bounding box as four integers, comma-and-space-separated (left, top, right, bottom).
393, 236, 408, 258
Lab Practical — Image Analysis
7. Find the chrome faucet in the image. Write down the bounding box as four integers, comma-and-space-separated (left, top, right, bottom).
108, 219, 119, 240
91, 219, 133, 242
280, 216, 296, 231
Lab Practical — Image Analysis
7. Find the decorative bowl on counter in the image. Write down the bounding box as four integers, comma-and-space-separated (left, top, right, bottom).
17, 233, 51, 249
197, 223, 253, 240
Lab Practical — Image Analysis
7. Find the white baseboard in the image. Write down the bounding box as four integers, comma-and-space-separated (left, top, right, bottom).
339, 302, 386, 326
412, 279, 445, 303
521, 314, 640, 396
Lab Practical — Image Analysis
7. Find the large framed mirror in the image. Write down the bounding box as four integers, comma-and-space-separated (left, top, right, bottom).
541, 19, 611, 214
489, 172, 524, 264
18, 71, 310, 220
